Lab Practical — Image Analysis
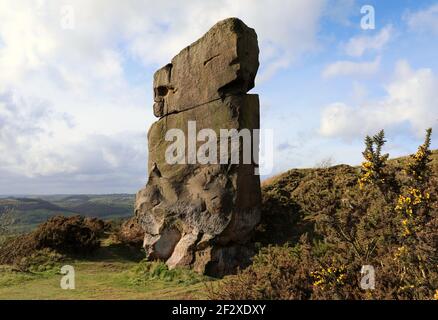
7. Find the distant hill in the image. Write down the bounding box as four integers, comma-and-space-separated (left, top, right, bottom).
0, 197, 67, 212
0, 194, 135, 233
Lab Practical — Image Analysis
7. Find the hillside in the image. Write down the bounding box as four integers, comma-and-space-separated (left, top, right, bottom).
255, 149, 438, 246
0, 194, 135, 233
211, 144, 438, 299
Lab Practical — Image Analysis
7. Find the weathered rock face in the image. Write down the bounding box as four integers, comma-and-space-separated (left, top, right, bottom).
152, 17, 259, 118
135, 17, 261, 277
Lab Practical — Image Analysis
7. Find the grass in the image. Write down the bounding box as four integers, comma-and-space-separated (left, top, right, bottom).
0, 261, 210, 299
0, 239, 213, 300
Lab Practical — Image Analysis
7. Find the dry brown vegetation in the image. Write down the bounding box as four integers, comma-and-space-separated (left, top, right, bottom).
0, 215, 107, 267
115, 216, 144, 246
211, 129, 438, 300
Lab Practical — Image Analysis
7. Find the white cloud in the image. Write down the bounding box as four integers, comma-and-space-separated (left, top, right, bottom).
322, 56, 380, 78
405, 4, 438, 35
320, 60, 438, 139
0, 90, 146, 180
0, 0, 327, 193
121, 0, 327, 82
343, 25, 393, 57
0, 90, 75, 177
94, 50, 124, 80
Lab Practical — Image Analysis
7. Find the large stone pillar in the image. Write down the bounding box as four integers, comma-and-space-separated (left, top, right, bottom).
135, 18, 261, 277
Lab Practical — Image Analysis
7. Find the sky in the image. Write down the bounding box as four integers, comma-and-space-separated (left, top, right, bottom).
1, 0, 438, 194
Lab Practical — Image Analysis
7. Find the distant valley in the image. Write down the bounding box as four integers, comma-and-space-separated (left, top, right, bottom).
0, 194, 135, 232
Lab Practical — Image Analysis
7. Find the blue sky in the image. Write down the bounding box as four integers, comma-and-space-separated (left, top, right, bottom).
0, 0, 437, 194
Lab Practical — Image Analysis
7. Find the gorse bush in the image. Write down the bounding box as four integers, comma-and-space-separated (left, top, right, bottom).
358, 130, 389, 190
212, 128, 438, 300
0, 215, 106, 266
405, 128, 432, 184
208, 242, 314, 300
391, 128, 437, 299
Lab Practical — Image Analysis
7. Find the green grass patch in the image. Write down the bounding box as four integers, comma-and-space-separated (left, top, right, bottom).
0, 260, 213, 300
128, 260, 211, 286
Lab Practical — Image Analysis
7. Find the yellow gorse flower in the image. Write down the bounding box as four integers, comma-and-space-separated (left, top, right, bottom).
395, 188, 429, 221
311, 265, 347, 289
394, 246, 407, 260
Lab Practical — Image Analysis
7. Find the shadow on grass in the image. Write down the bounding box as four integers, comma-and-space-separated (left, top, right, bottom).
71, 242, 145, 263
